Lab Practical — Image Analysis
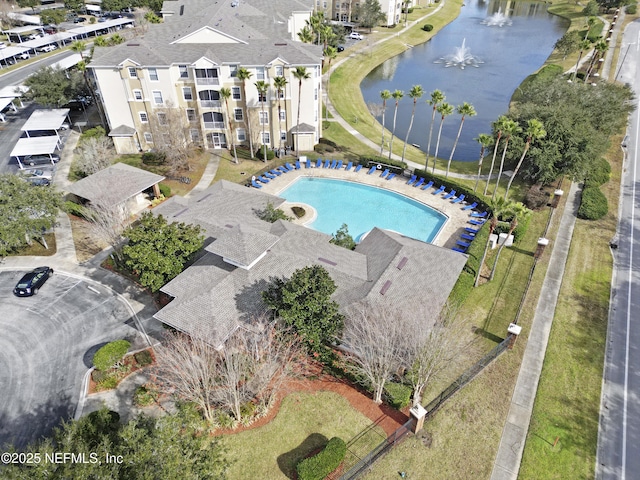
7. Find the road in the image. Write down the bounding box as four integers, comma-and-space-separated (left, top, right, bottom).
597, 19, 640, 480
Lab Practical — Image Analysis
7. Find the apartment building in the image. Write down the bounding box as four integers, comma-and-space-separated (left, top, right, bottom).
331, 0, 405, 26
88, 0, 323, 154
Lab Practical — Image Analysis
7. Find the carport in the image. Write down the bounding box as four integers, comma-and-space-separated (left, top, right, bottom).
22, 108, 70, 137
69, 17, 135, 38
11, 137, 61, 169
0, 45, 32, 67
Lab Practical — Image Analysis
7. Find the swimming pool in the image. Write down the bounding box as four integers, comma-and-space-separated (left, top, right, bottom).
278, 177, 447, 243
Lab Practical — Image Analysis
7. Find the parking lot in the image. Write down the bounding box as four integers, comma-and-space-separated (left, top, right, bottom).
0, 269, 147, 449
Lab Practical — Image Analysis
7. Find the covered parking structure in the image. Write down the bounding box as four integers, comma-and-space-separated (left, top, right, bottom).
21, 108, 71, 136
68, 17, 135, 38
11, 137, 61, 169
0, 45, 32, 67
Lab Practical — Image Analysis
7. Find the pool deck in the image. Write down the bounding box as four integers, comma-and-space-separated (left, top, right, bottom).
256, 166, 480, 250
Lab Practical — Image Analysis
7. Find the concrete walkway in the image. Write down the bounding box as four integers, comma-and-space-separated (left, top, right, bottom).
186, 151, 221, 196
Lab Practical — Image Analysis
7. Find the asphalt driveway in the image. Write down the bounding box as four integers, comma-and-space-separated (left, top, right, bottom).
0, 269, 146, 450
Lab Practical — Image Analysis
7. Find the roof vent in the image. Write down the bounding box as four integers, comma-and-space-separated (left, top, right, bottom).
197, 193, 212, 203
275, 42, 287, 46
231, 0, 238, 6
380, 280, 392, 295
179, 5, 184, 15
318, 257, 337, 266
397, 257, 408, 270
126, 43, 140, 46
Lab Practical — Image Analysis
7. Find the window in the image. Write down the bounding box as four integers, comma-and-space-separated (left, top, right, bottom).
279, 110, 286, 121
229, 64, 238, 77
139, 112, 148, 123
280, 131, 287, 141
152, 91, 163, 105
314, 87, 318, 101
278, 88, 285, 99
237, 128, 246, 141
232, 87, 241, 100
182, 87, 193, 101
144, 132, 153, 143
256, 67, 265, 80
128, 67, 137, 78
133, 89, 143, 101
258, 91, 267, 103
157, 112, 167, 125
259, 111, 268, 125
186, 108, 196, 122
234, 108, 243, 121
190, 129, 200, 142
261, 132, 270, 144
275, 65, 283, 77
178, 65, 188, 78
148, 68, 158, 81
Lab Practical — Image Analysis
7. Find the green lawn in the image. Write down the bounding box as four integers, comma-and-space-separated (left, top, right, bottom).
221, 391, 385, 479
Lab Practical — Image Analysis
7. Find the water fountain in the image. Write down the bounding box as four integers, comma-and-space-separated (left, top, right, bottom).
434, 39, 483, 69
482, 8, 512, 27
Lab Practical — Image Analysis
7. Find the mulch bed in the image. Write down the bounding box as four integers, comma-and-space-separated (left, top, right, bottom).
88, 348, 156, 395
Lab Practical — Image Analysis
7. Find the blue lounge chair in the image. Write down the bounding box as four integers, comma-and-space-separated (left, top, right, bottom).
257, 176, 270, 183
295, 160, 301, 170
354, 164, 362, 172
367, 166, 377, 175
462, 202, 478, 211
407, 174, 417, 185
456, 240, 471, 248
264, 172, 276, 179
315, 159, 322, 168
465, 227, 480, 234
432, 185, 445, 195
285, 162, 295, 171
330, 159, 337, 168
380, 168, 390, 178
421, 180, 434, 190
386, 173, 396, 180
346, 161, 353, 171
414, 177, 425, 188
324, 159, 331, 168
270, 169, 282, 176
469, 219, 486, 225
471, 211, 488, 218
452, 194, 465, 204
305, 159, 311, 168
461, 233, 475, 241
452, 247, 468, 253
336, 160, 343, 169
442, 189, 456, 200
277, 166, 288, 174
251, 180, 262, 189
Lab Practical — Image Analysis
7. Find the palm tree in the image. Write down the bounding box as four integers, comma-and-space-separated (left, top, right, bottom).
273, 76, 288, 154
70, 40, 86, 59
401, 85, 424, 163
474, 197, 514, 287
489, 202, 531, 281
492, 118, 521, 200
445, 102, 476, 178
484, 116, 507, 196
584, 16, 597, 41
220, 87, 238, 164
379, 90, 392, 156
388, 89, 404, 161
584, 40, 607, 84
237, 67, 254, 158
255, 80, 269, 162
320, 25, 334, 51
323, 45, 337, 72
504, 119, 546, 200
572, 39, 592, 82
292, 66, 311, 157
474, 133, 493, 192
298, 26, 314, 44
425, 89, 445, 170
432, 102, 454, 174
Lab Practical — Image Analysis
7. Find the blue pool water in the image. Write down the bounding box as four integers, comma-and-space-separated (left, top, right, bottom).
278, 177, 447, 243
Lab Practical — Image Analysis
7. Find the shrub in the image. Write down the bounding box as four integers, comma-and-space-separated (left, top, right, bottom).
134, 350, 153, 367
360, 155, 407, 173
330, 223, 356, 250
314, 144, 328, 154
296, 437, 347, 480
626, 4, 637, 14
384, 382, 412, 409
256, 202, 293, 222
141, 150, 166, 165
64, 200, 89, 219
134, 383, 159, 406
255, 146, 275, 160
585, 157, 611, 187
215, 410, 235, 429
422, 24, 434, 31
93, 340, 131, 371
91, 369, 109, 383
240, 402, 256, 419
524, 185, 550, 210
291, 206, 306, 218
80, 126, 106, 142
578, 186, 608, 220
412, 168, 490, 213
319, 137, 339, 149
96, 375, 119, 391
158, 183, 171, 197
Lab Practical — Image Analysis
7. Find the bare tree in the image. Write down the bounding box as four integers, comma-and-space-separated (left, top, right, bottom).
74, 136, 115, 177
147, 101, 197, 175
86, 199, 132, 263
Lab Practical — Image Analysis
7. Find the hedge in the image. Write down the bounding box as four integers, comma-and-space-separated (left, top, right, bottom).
413, 168, 490, 213
627, 4, 637, 14
578, 186, 608, 220
384, 381, 413, 409
584, 158, 611, 187
359, 155, 407, 173
256, 146, 275, 160
158, 183, 171, 197
93, 340, 131, 371
296, 437, 347, 480
448, 222, 489, 305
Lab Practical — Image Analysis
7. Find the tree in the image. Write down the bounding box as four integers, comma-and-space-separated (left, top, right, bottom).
73, 135, 115, 177
584, 16, 597, 40
504, 119, 546, 200
64, 0, 84, 12
432, 102, 454, 174
39, 10, 66, 32
273, 76, 288, 152
292, 66, 311, 156
387, 89, 404, 161
445, 102, 476, 178
298, 25, 314, 43
584, 39, 608, 83
256, 202, 292, 222
474, 197, 515, 287
583, 0, 599, 16
0, 175, 62, 256
220, 87, 238, 164
401, 85, 424, 163
489, 202, 531, 281
17, 0, 39, 12
255, 80, 269, 162
572, 39, 592, 82
122, 212, 204, 292
262, 265, 344, 353
484, 116, 505, 196
147, 101, 197, 174
425, 89, 445, 170
554, 31, 581, 60
474, 133, 493, 193
330, 223, 356, 250
323, 45, 338, 72
492, 117, 521, 200
358, 0, 386, 31
23, 66, 74, 107
237, 67, 254, 158
70, 40, 86, 59
85, 193, 132, 264
343, 301, 411, 404
379, 89, 392, 156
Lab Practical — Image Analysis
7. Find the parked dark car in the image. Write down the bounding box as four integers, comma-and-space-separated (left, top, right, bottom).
13, 267, 54, 296
27, 177, 51, 186
73, 17, 87, 23
19, 154, 61, 166
337, 45, 345, 52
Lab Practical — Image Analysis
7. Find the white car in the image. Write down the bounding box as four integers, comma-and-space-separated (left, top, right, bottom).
349, 32, 363, 40
39, 44, 57, 53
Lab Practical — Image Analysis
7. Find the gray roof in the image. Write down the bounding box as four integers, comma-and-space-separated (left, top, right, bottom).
291, 122, 316, 134
67, 163, 165, 206
153, 181, 467, 348
89, 0, 322, 68
109, 125, 137, 137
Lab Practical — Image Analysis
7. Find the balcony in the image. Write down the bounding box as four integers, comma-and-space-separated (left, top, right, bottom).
196, 77, 220, 86
200, 100, 221, 108
203, 121, 225, 129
